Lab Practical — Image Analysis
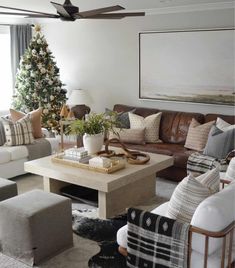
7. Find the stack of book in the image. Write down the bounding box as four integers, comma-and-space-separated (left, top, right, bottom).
63, 147, 91, 163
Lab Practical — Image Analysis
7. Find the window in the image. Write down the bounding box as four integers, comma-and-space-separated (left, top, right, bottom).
0, 26, 12, 110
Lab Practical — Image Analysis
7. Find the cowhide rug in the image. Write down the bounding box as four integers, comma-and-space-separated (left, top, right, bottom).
72, 209, 127, 268
72, 195, 169, 267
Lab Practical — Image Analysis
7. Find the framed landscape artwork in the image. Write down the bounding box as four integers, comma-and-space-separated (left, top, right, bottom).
139, 29, 235, 106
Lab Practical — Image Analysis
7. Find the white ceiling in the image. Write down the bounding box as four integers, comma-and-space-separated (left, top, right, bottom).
0, 0, 234, 24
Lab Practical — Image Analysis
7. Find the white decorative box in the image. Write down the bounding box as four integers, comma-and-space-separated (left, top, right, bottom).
89, 157, 111, 168
64, 147, 88, 159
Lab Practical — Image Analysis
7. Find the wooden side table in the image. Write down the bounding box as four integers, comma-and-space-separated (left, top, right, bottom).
220, 178, 232, 189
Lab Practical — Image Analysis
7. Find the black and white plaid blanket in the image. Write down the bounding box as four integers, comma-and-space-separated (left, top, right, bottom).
187, 152, 228, 177
127, 208, 190, 268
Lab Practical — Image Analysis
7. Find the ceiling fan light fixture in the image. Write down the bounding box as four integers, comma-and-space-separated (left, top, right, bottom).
62, 0, 78, 14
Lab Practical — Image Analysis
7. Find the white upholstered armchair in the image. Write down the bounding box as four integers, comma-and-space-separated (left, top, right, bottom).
117, 180, 235, 268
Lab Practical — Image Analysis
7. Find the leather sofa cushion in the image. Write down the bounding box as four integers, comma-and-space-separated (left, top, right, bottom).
113, 104, 204, 144
159, 110, 204, 144
110, 142, 195, 169
113, 104, 160, 118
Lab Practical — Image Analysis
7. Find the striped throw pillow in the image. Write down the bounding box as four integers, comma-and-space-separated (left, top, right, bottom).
196, 166, 220, 193
1, 116, 34, 146
184, 118, 215, 151
167, 167, 220, 223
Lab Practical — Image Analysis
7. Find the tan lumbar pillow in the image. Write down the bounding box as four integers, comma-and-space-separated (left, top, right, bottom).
184, 118, 214, 151
10, 108, 43, 139
109, 128, 145, 145
129, 112, 162, 143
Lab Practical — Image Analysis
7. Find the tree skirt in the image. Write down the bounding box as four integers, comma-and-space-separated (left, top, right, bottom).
72, 209, 127, 267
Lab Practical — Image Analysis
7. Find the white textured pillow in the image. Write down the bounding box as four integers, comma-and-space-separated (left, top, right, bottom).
167, 168, 220, 223
129, 112, 162, 143
225, 157, 235, 180
216, 117, 235, 131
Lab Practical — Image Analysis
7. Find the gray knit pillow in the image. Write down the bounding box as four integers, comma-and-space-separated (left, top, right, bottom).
105, 108, 136, 128
203, 126, 235, 159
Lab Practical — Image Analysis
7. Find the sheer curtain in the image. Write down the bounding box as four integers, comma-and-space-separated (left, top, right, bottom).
0, 26, 12, 111
10, 24, 32, 87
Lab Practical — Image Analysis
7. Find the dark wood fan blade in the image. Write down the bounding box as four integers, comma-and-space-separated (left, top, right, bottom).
0, 11, 44, 17
83, 12, 145, 19
50, 1, 71, 18
79, 5, 124, 18
0, 5, 58, 16
25, 14, 60, 18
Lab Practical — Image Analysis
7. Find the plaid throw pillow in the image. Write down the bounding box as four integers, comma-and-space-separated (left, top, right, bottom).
1, 115, 34, 146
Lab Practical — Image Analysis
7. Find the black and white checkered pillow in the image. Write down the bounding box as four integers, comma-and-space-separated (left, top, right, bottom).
1, 115, 34, 146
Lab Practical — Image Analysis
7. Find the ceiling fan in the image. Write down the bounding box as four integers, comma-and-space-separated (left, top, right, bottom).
0, 0, 145, 21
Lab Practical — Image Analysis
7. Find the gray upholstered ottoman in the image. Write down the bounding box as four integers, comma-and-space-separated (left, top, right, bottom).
0, 178, 17, 201
0, 189, 73, 266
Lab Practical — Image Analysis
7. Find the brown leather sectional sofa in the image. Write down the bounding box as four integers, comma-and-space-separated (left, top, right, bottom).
112, 104, 235, 182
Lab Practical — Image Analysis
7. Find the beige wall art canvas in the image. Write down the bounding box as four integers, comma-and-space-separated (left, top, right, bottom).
139, 29, 235, 106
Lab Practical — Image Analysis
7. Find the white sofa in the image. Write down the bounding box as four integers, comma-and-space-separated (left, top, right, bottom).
0, 127, 59, 179
117, 181, 235, 268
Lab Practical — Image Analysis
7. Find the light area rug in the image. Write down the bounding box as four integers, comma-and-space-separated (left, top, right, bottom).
0, 174, 177, 268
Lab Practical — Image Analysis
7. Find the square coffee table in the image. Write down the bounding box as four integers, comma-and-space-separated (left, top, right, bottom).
24, 150, 173, 219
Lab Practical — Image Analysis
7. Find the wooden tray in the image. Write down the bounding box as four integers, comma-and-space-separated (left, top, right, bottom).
51, 153, 126, 174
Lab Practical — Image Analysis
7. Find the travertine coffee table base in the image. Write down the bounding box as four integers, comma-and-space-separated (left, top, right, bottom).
25, 149, 173, 219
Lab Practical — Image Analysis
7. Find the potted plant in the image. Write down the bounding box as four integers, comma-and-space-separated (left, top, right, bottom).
68, 112, 119, 154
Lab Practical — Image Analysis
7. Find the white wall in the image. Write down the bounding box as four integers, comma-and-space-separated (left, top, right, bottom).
42, 8, 235, 115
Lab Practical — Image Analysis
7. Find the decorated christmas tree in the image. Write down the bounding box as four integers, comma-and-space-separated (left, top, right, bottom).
13, 25, 67, 133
